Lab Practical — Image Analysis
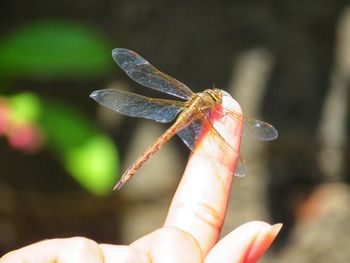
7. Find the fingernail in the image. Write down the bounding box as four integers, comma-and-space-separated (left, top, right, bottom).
244, 223, 283, 263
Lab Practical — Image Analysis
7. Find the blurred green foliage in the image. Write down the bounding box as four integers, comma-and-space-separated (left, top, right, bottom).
9, 92, 42, 123
40, 97, 118, 195
7, 90, 119, 195
0, 20, 120, 195
0, 20, 113, 78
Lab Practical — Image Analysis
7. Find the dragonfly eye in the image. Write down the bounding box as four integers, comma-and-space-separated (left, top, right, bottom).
203, 89, 222, 104
212, 89, 223, 104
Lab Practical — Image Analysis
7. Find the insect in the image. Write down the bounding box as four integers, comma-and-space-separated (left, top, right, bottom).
90, 48, 278, 190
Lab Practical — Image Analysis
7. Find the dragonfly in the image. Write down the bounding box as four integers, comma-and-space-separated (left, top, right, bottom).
90, 48, 278, 190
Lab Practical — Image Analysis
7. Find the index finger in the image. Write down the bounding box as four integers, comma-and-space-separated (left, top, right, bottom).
164, 92, 243, 255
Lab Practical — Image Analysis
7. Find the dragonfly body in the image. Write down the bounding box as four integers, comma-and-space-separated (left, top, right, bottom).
90, 48, 278, 190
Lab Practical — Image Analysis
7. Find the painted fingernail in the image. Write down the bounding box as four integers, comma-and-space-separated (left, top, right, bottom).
244, 223, 283, 263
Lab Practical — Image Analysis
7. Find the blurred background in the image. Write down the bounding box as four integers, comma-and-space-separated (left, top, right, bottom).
1, 0, 350, 261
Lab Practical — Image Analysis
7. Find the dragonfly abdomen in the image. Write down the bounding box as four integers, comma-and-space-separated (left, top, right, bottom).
113, 120, 185, 190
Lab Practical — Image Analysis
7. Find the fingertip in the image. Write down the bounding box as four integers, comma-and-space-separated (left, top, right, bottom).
221, 90, 242, 114
243, 223, 283, 263
205, 221, 282, 263
211, 91, 243, 151
191, 91, 243, 177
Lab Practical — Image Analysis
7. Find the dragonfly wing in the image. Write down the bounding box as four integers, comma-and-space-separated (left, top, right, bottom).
215, 108, 278, 141
90, 89, 186, 123
177, 120, 202, 150
243, 118, 278, 141
177, 112, 247, 177
112, 48, 194, 100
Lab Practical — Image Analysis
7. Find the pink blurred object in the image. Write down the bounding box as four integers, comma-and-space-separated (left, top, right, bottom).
0, 100, 10, 135
7, 123, 43, 153
0, 97, 43, 153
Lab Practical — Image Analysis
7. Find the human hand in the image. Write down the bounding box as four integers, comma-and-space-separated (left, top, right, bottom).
1, 95, 282, 262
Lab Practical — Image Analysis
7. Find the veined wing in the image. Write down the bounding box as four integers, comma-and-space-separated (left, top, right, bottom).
177, 120, 202, 150
211, 104, 278, 141
177, 112, 247, 177
90, 89, 186, 123
219, 109, 278, 141
243, 118, 278, 140
112, 48, 194, 100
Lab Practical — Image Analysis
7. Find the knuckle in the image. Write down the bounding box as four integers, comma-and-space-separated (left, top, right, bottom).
67, 236, 98, 251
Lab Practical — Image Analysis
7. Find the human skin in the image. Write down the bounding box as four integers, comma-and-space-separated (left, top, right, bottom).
0, 95, 282, 263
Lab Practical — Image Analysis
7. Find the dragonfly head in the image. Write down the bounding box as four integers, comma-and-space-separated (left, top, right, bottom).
203, 88, 223, 105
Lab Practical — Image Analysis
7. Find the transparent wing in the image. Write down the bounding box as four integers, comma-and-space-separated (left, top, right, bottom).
177, 112, 247, 177
177, 120, 202, 150
243, 118, 278, 141
215, 109, 278, 141
90, 89, 186, 123
112, 48, 194, 100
